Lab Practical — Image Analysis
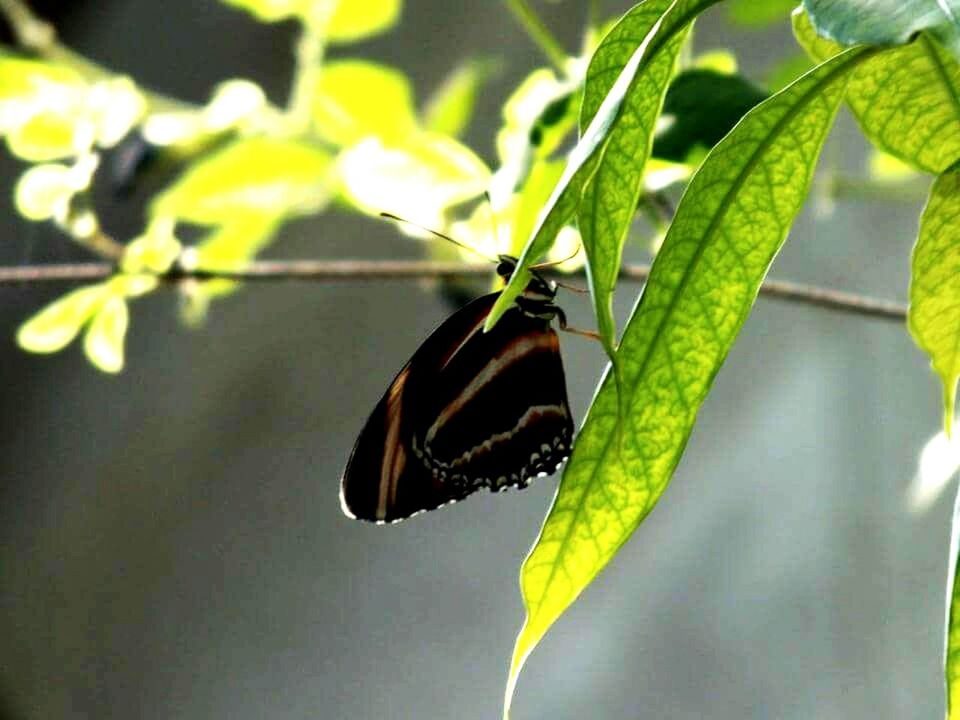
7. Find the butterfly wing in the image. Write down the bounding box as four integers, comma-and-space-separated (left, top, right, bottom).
340, 294, 572, 523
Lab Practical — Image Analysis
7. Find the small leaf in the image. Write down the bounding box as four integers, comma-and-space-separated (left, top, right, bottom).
219, 0, 300, 22
794, 8, 960, 173
576, 0, 688, 353
17, 284, 110, 353
803, 0, 960, 56
325, 0, 401, 42
14, 163, 74, 221
764, 53, 814, 92
486, 0, 724, 335
122, 221, 182, 274
423, 61, 492, 138
312, 60, 417, 146
869, 149, 920, 182
0, 55, 83, 103
338, 132, 489, 229
186, 214, 282, 302
152, 137, 333, 224
505, 44, 875, 717
83, 295, 129, 374
909, 168, 960, 434
6, 110, 89, 161
496, 68, 578, 166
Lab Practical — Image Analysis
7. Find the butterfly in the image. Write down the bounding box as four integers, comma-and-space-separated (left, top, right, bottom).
340, 254, 574, 523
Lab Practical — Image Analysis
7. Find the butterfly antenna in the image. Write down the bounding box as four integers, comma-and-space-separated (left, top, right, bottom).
379, 212, 496, 263
530, 240, 583, 270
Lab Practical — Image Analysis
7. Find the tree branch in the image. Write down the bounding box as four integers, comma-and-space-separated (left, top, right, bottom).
0, 259, 907, 322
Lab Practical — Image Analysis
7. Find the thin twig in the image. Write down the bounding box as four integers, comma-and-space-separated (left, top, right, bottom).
504, 0, 568, 72
0, 259, 908, 322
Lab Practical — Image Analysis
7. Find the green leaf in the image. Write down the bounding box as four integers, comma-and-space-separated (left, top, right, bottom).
947, 490, 960, 718
794, 9, 960, 173
727, 0, 797, 28
221, 0, 401, 41
487, 0, 726, 335
312, 60, 417, 146
83, 295, 129, 374
0, 55, 83, 102
325, 0, 401, 43
803, 0, 960, 56
653, 69, 769, 162
6, 110, 85, 161
423, 61, 491, 138
909, 168, 960, 434
16, 284, 110, 354
576, 0, 689, 354
495, 68, 578, 167
505, 44, 875, 718
152, 137, 333, 224
338, 132, 490, 229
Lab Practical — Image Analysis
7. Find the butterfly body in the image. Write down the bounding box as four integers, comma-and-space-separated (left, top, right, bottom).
340, 256, 573, 523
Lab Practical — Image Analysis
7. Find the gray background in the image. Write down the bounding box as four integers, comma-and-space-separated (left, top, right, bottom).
0, 2, 947, 718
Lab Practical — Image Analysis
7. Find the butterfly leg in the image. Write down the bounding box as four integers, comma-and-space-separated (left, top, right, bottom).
555, 308, 602, 343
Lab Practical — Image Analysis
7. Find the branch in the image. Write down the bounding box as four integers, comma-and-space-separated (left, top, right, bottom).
0, 259, 908, 322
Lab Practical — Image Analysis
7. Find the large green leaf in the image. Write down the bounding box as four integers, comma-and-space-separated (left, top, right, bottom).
803, 0, 960, 56
152, 138, 332, 224
486, 0, 724, 334
505, 44, 875, 718
794, 9, 960, 173
576, 0, 687, 355
909, 168, 960, 434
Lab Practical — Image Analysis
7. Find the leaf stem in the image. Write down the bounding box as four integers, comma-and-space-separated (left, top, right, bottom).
504, 0, 568, 73
286, 25, 325, 135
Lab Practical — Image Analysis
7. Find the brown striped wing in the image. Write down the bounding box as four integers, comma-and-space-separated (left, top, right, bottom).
340, 293, 572, 523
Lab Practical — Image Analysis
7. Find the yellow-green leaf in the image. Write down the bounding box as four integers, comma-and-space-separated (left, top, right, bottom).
325, 0, 401, 42
123, 223, 183, 274
487, 0, 719, 333
312, 60, 416, 146
577, 0, 688, 355
152, 137, 333, 224
83, 295, 129, 374
6, 110, 87, 161
187, 214, 283, 301
794, 8, 960, 173
16, 284, 110, 353
338, 132, 489, 229
505, 44, 875, 718
423, 61, 490, 138
0, 55, 82, 103
219, 0, 300, 22
909, 168, 960, 434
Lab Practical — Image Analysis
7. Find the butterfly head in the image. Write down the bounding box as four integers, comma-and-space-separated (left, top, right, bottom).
495, 254, 557, 303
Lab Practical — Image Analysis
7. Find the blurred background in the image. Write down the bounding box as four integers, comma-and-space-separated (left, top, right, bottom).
0, 1, 948, 718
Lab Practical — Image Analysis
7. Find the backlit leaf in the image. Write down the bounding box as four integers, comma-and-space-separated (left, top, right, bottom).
83, 295, 129, 374
338, 132, 489, 229
576, 0, 688, 354
312, 60, 416, 146
152, 137, 333, 224
423, 61, 491, 138
909, 168, 960, 434
16, 284, 110, 354
325, 0, 401, 42
794, 8, 960, 173
486, 0, 723, 335
505, 44, 875, 718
